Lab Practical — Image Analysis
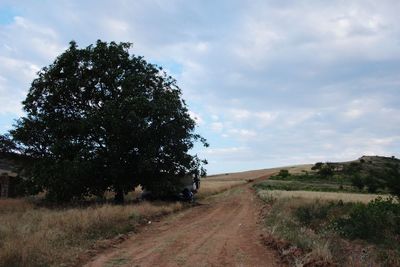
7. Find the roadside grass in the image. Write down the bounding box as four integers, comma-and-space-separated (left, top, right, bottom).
256, 179, 359, 193
0, 198, 35, 213
260, 196, 336, 265
0, 199, 183, 267
271, 171, 350, 184
256, 189, 400, 266
196, 180, 246, 199
198, 165, 287, 199
0, 177, 249, 267
257, 189, 387, 203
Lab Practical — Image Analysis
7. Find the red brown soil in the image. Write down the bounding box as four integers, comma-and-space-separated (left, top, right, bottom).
84, 184, 284, 267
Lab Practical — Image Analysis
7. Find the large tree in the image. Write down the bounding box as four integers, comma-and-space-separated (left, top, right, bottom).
11, 40, 207, 203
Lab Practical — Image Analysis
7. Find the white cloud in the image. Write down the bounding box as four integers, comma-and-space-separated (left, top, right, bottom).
102, 18, 130, 38
211, 114, 219, 121
233, 17, 284, 67
228, 128, 257, 140
341, 97, 387, 120
3, 16, 64, 60
203, 146, 249, 156
283, 110, 318, 127
255, 111, 277, 127
343, 108, 363, 119
228, 108, 277, 126
229, 108, 251, 121
0, 56, 40, 115
210, 122, 224, 133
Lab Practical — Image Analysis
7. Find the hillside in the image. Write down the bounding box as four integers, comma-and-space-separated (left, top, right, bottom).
328, 155, 400, 173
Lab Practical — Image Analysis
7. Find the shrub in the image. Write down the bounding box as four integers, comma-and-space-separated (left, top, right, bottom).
278, 169, 290, 178
295, 201, 331, 226
294, 201, 352, 229
333, 197, 400, 243
350, 174, 364, 190
311, 162, 323, 171
364, 175, 384, 193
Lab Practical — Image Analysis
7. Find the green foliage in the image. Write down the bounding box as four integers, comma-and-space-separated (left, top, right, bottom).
333, 197, 400, 243
295, 201, 331, 226
284, 198, 400, 264
0, 134, 16, 153
278, 169, 289, 178
295, 200, 352, 229
9, 40, 207, 203
350, 174, 364, 190
364, 175, 383, 193
293, 158, 400, 198
361, 164, 399, 195
311, 162, 323, 170
254, 180, 357, 193
382, 163, 400, 198
318, 164, 334, 177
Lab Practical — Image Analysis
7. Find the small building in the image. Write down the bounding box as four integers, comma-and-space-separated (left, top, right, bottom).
0, 169, 18, 198
0, 155, 20, 198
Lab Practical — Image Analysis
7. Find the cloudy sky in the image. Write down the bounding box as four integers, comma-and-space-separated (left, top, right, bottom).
1, 0, 399, 174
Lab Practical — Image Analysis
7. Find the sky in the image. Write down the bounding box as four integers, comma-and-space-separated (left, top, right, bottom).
0, 0, 399, 174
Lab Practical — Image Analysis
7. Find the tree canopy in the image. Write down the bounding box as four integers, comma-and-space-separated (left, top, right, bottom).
11, 40, 208, 203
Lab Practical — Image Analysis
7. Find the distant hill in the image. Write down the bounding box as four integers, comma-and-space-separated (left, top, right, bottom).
358, 155, 400, 166
314, 156, 400, 170
325, 155, 400, 174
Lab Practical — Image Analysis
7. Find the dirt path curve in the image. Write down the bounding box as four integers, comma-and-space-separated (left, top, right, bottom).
85, 184, 283, 267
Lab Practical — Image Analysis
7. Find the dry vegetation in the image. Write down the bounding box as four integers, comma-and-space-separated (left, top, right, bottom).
257, 193, 385, 266
0, 167, 265, 267
196, 180, 246, 199
0, 164, 313, 267
206, 164, 312, 182
253, 161, 400, 266
197, 165, 292, 199
258, 189, 388, 204
0, 199, 182, 267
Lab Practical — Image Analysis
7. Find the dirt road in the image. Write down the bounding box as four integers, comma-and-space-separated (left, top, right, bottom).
85, 184, 283, 267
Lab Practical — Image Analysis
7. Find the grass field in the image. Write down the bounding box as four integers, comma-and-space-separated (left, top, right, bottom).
255, 163, 400, 266
258, 189, 388, 203
206, 164, 312, 182
197, 180, 246, 199
0, 168, 260, 267
0, 199, 183, 267
257, 192, 400, 266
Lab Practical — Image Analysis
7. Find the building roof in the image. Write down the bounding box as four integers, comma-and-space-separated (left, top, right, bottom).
0, 155, 19, 177
0, 168, 18, 177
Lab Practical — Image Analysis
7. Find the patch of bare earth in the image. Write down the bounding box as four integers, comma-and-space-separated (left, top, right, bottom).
84, 184, 284, 267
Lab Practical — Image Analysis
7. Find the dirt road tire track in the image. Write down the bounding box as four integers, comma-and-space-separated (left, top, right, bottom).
85, 184, 284, 267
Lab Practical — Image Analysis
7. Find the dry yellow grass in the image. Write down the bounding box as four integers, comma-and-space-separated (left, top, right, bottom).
0, 200, 182, 267
197, 164, 313, 199
197, 180, 246, 198
207, 164, 313, 182
0, 198, 34, 213
258, 189, 388, 203
0, 164, 316, 266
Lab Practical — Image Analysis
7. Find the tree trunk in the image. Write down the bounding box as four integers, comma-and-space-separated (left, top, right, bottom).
114, 188, 124, 204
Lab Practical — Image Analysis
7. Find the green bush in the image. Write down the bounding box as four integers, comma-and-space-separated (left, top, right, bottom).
294, 201, 352, 229
350, 174, 364, 190
255, 180, 357, 193
278, 169, 290, 178
295, 201, 331, 226
333, 197, 400, 243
